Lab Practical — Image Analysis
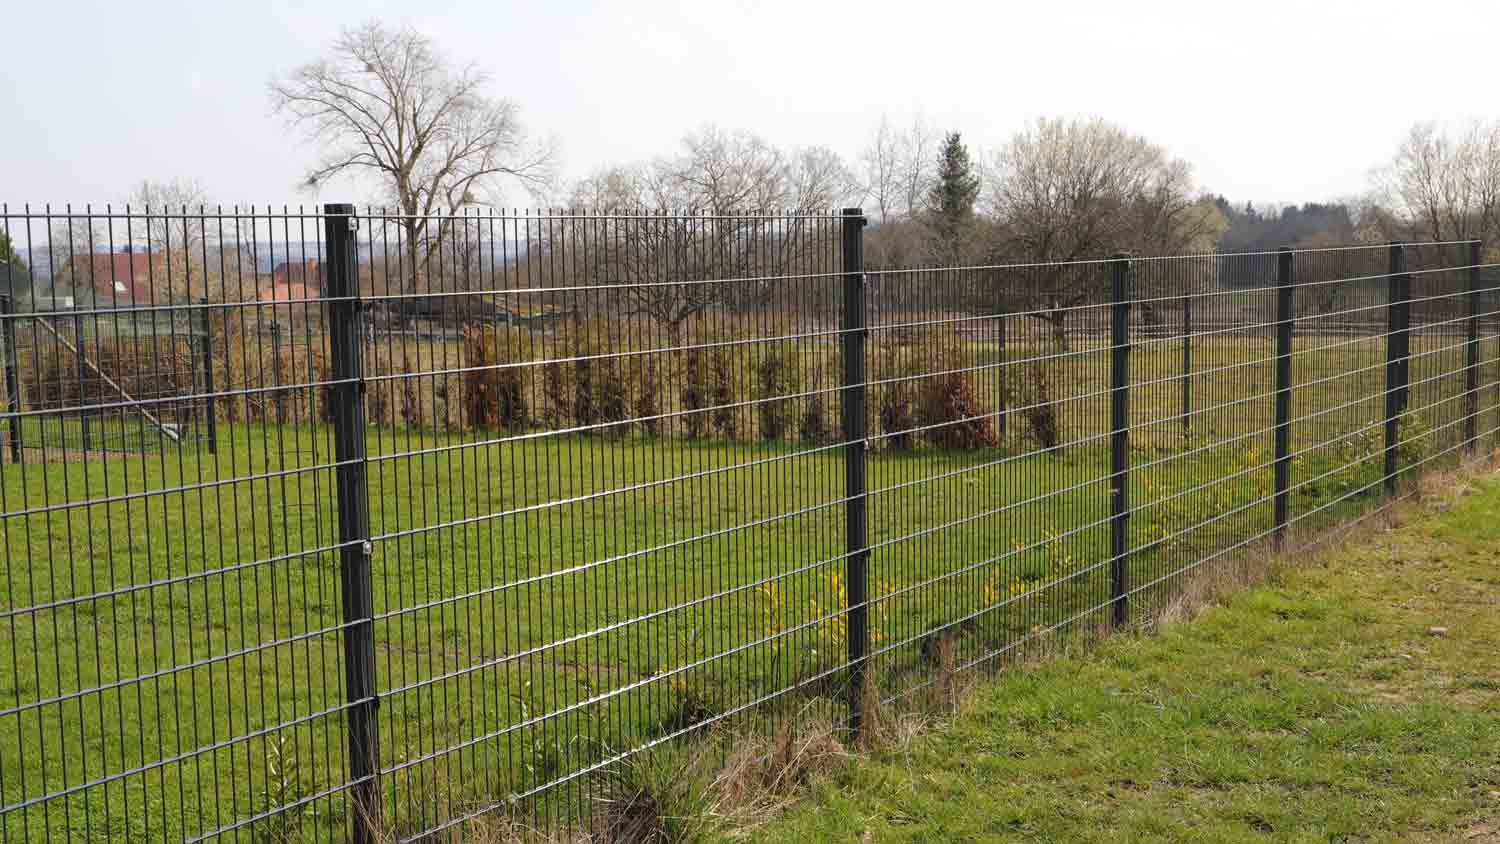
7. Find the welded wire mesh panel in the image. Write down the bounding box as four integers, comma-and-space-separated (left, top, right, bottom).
1405, 242, 1477, 471
1125, 253, 1277, 620
1289, 245, 1400, 531
4, 205, 1499, 844
0, 206, 352, 843
858, 260, 1117, 706
355, 209, 847, 836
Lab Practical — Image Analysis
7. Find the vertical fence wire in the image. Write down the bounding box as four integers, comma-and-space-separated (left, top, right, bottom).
1, 205, 1497, 843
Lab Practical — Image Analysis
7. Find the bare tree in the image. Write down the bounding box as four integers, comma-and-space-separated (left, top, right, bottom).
568, 127, 857, 340
860, 116, 903, 224
897, 115, 938, 221
984, 117, 1213, 347
45, 216, 106, 302
859, 115, 941, 273
676, 127, 780, 209
1370, 121, 1500, 247
1350, 195, 1406, 244
787, 145, 863, 213
270, 21, 555, 293
128, 179, 208, 246
127, 178, 211, 301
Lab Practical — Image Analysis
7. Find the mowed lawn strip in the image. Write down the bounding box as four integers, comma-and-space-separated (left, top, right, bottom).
752, 475, 1500, 843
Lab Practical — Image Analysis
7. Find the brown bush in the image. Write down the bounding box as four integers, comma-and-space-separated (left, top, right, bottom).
31, 336, 196, 412
679, 343, 710, 440
572, 333, 598, 428
571, 318, 630, 436
799, 371, 830, 444
709, 344, 739, 439
631, 356, 662, 437
1015, 359, 1061, 452
462, 326, 532, 430
755, 343, 800, 441
915, 335, 997, 450
876, 346, 917, 450
541, 355, 572, 430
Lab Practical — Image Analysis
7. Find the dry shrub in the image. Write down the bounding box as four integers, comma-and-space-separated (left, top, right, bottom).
875, 346, 918, 450
709, 344, 739, 439
755, 343, 801, 442
317, 347, 424, 429
631, 356, 662, 437
1015, 359, 1061, 452
433, 372, 459, 430
870, 333, 997, 452
360, 353, 394, 426
798, 371, 830, 444
541, 354, 573, 430
916, 337, 997, 450
570, 327, 598, 428
920, 631, 973, 716
680, 344, 710, 440
213, 338, 325, 425
551, 318, 631, 436
462, 326, 533, 430
580, 318, 630, 436
267, 344, 297, 424
397, 345, 421, 428
31, 336, 197, 412
711, 719, 846, 822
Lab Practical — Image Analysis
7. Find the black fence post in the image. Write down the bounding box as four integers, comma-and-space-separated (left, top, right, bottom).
1466, 240, 1481, 454
324, 203, 379, 842
840, 208, 869, 737
1384, 242, 1411, 496
199, 298, 217, 455
1273, 248, 1295, 549
1109, 254, 1131, 628
1, 295, 20, 463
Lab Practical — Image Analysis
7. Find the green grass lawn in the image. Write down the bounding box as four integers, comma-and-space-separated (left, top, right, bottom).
752, 474, 1500, 844
0, 331, 1494, 842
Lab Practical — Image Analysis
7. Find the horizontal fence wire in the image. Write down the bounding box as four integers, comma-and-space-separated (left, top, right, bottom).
0, 204, 1496, 843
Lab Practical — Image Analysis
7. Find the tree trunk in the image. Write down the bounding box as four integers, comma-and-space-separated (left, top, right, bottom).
402, 218, 421, 298
1049, 313, 1070, 353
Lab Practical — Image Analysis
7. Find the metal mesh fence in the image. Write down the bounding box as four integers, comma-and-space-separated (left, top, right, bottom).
1, 205, 1496, 843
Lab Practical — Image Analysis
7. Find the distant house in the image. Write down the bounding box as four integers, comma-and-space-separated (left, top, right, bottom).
254, 258, 323, 327
271, 259, 324, 289
52, 249, 168, 304
260, 259, 323, 304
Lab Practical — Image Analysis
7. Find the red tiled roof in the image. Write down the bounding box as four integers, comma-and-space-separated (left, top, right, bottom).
271, 259, 324, 288
259, 281, 317, 304
55, 252, 168, 300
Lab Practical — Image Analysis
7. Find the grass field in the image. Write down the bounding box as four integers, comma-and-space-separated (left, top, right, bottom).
1, 330, 1497, 842
753, 472, 1500, 843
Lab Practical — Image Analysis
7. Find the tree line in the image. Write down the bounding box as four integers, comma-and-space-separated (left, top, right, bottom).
9, 21, 1500, 338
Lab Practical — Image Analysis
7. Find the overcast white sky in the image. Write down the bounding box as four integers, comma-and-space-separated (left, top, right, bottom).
2, 0, 1495, 208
